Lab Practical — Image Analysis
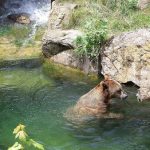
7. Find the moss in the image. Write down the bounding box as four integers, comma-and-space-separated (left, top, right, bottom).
62, 7, 90, 30
0, 36, 42, 61
34, 26, 47, 41
0, 24, 31, 47
42, 59, 100, 84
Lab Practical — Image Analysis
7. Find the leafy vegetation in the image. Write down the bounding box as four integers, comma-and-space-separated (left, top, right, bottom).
75, 19, 107, 58
8, 124, 44, 150
62, 0, 150, 59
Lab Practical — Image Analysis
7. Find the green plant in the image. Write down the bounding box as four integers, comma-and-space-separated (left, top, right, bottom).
8, 124, 44, 150
101, 0, 138, 13
74, 19, 108, 59
63, 0, 148, 34
119, 0, 138, 15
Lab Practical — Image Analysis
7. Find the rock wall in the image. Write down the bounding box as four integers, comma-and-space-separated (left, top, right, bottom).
50, 50, 98, 74
101, 29, 150, 101
42, 1, 82, 57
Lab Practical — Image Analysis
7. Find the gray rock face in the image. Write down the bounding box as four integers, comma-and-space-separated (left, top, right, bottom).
137, 87, 150, 102
42, 1, 82, 57
48, 1, 77, 30
101, 28, 150, 101
42, 29, 82, 57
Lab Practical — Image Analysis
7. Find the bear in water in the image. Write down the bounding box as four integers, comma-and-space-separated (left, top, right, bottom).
65, 75, 128, 123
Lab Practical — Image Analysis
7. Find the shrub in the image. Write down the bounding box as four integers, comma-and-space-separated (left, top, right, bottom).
74, 19, 108, 59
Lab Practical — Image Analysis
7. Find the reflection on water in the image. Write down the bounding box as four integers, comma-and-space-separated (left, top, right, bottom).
0, 68, 149, 150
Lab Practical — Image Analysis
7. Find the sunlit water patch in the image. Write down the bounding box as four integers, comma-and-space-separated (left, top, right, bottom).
0, 68, 149, 150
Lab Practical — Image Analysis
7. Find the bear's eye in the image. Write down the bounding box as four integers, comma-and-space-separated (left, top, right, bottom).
117, 89, 121, 93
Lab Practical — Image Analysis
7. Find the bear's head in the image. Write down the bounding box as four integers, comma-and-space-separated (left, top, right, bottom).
101, 75, 128, 100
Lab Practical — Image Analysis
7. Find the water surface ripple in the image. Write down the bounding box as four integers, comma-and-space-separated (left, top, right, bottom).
0, 68, 149, 150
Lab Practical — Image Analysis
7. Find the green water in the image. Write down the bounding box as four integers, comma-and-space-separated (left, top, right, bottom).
0, 68, 149, 150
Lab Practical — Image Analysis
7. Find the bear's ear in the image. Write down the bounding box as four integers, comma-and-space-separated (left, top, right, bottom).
104, 74, 110, 80
102, 81, 108, 91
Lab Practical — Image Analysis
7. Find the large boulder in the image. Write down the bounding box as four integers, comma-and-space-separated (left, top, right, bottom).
48, 1, 78, 30
101, 28, 150, 101
42, 1, 82, 57
42, 29, 82, 57
137, 87, 150, 102
7, 13, 30, 24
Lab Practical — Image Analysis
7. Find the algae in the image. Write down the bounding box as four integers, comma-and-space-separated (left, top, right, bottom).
42, 59, 100, 84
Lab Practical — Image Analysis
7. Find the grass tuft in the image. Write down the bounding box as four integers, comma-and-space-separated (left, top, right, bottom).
62, 0, 150, 34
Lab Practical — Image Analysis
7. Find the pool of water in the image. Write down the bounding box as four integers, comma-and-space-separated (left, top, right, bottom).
0, 68, 149, 150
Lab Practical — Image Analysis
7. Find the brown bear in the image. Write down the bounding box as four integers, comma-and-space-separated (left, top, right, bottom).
65, 75, 128, 122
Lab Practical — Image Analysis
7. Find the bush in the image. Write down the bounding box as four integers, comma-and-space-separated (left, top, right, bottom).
74, 19, 108, 59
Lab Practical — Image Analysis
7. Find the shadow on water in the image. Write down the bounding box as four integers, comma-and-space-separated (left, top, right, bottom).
0, 58, 42, 70
0, 66, 149, 150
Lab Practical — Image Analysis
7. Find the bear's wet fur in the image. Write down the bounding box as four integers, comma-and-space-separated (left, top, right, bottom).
65, 75, 128, 122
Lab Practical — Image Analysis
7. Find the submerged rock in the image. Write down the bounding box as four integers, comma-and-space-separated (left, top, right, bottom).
101, 28, 150, 101
7, 13, 30, 24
